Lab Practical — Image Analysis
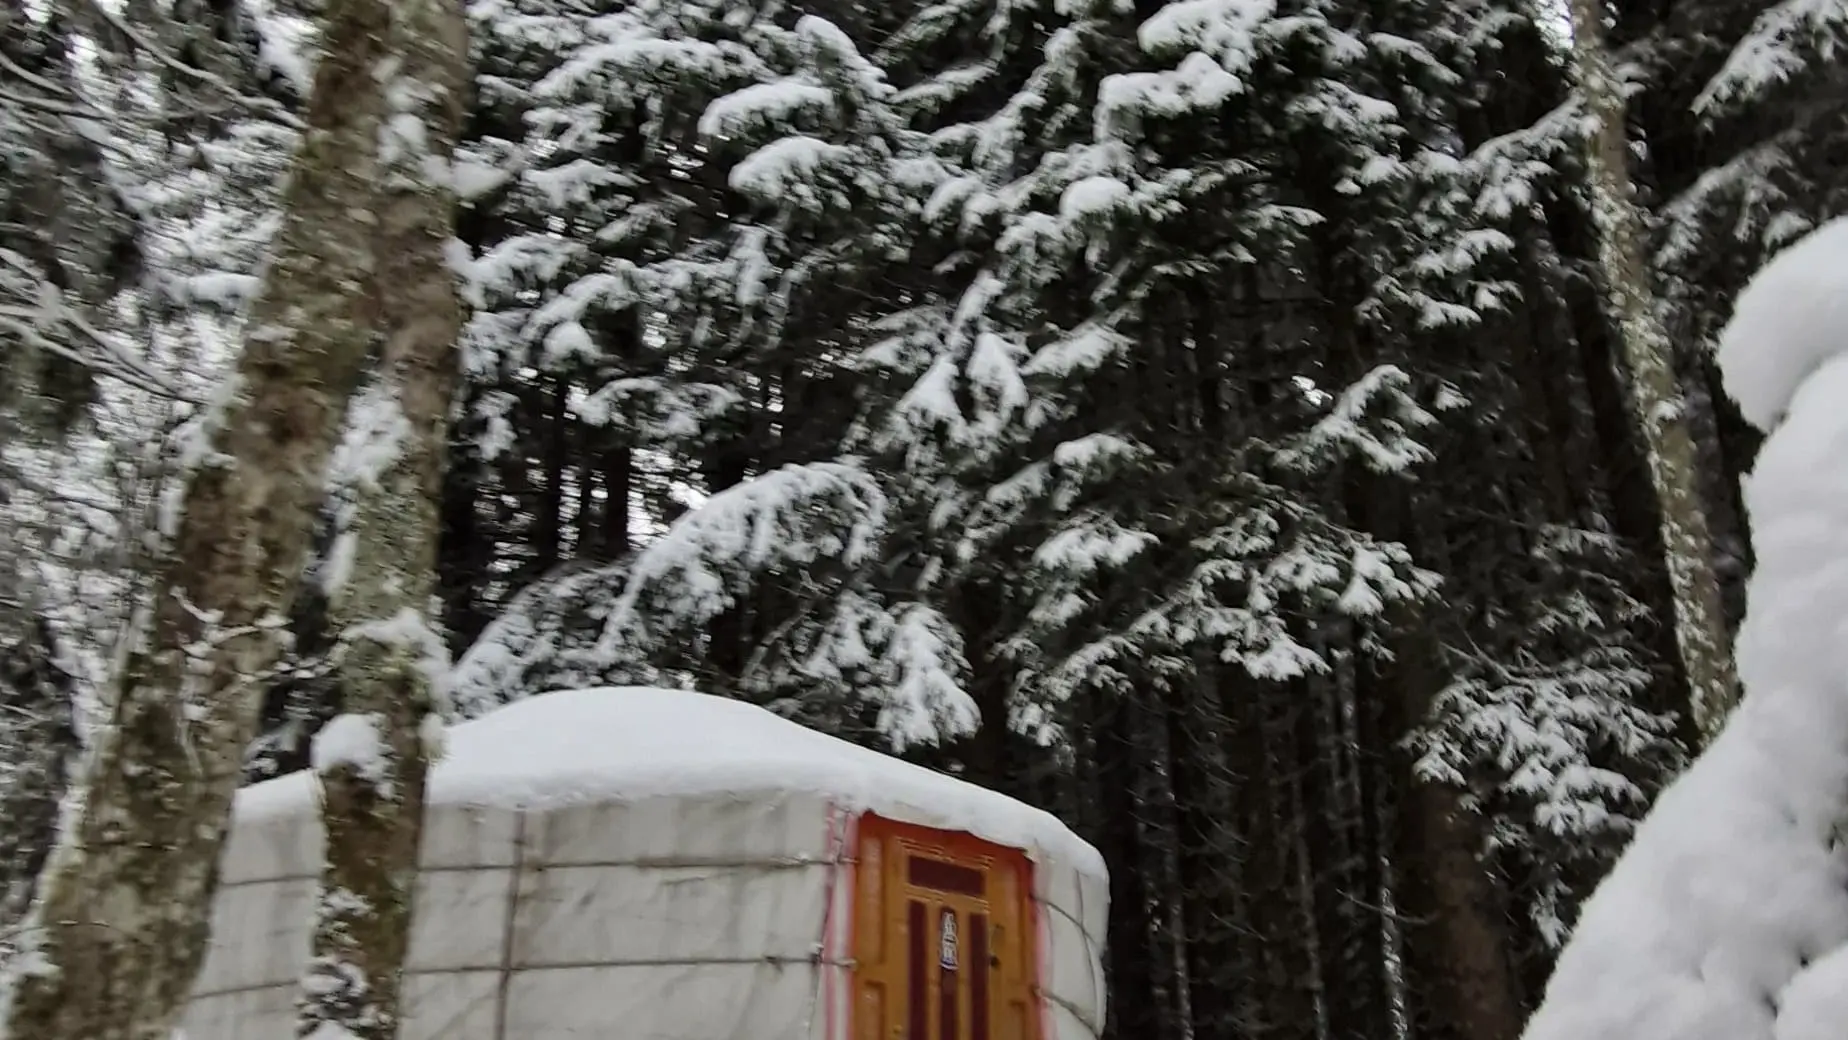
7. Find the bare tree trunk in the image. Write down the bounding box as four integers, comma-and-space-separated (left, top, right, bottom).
295, 2, 468, 1038
0, 3, 392, 1038
1567, 0, 1739, 741
1386, 619, 1524, 1040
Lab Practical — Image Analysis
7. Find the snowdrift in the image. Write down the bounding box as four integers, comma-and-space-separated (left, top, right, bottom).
1715, 217, 1848, 431
181, 687, 1109, 1040
1522, 217, 1848, 1040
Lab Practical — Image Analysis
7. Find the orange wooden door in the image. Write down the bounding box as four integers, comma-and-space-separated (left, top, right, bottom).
853, 815, 1040, 1040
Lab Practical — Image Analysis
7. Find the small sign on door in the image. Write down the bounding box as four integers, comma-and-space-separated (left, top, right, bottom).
939, 909, 959, 970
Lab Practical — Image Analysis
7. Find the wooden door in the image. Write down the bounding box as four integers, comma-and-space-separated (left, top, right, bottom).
852, 815, 1040, 1040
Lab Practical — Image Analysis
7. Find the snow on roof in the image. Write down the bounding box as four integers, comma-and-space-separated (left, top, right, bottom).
1716, 216, 1848, 432
238, 686, 1107, 879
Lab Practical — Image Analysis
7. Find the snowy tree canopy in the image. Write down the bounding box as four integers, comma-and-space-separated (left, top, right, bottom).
6, 0, 1840, 1038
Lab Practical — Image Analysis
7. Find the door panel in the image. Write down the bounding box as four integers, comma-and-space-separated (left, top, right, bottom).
852, 816, 1040, 1040
939, 906, 959, 1040
970, 913, 989, 1040
908, 900, 928, 1040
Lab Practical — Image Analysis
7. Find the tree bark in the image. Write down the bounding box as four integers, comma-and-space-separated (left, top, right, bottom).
0, 4, 392, 1038
296, 2, 468, 1038
1567, 0, 1739, 741
1388, 621, 1525, 1040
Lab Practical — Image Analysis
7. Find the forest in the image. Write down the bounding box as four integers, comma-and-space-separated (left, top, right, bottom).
0, 0, 1843, 1039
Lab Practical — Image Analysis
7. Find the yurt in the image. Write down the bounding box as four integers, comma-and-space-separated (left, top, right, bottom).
182, 687, 1109, 1040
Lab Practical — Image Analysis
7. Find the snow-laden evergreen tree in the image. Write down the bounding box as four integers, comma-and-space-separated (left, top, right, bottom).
871, 0, 1500, 765
1357, 0, 1689, 982
854, 5, 1514, 1032
858, 2, 1691, 1031
1635, 0, 1848, 435
446, 0, 978, 747
1409, 520, 1679, 949
1695, 0, 1847, 118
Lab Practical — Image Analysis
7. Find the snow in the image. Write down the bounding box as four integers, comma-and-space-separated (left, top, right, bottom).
449, 159, 508, 202
591, 461, 886, 658
877, 607, 979, 751
1521, 220, 1848, 1040
247, 0, 315, 101
542, 36, 733, 102
1715, 215, 1848, 432
1139, 0, 1274, 66
699, 81, 836, 140
892, 355, 964, 440
1089, 0, 1269, 139
347, 607, 451, 691
239, 686, 1107, 879
541, 318, 596, 364
965, 332, 1029, 421
728, 136, 852, 202
180, 272, 261, 312
1059, 176, 1130, 224
794, 14, 889, 99
301, 1021, 362, 1040
327, 382, 411, 493
1095, 55, 1244, 140
1775, 944, 1848, 1040
317, 530, 358, 595
1023, 324, 1129, 378
310, 713, 390, 795
1695, 0, 1847, 115
1033, 520, 1156, 575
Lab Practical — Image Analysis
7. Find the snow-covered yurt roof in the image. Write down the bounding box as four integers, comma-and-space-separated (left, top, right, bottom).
191, 688, 1108, 1040
239, 685, 1105, 877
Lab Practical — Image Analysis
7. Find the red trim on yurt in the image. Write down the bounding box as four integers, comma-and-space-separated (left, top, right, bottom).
820, 802, 849, 1040
1029, 883, 1054, 1040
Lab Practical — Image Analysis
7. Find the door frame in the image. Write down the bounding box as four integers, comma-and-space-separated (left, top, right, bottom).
848, 813, 1045, 1040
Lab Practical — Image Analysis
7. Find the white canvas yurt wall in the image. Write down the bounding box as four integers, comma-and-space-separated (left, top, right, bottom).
183, 687, 1108, 1040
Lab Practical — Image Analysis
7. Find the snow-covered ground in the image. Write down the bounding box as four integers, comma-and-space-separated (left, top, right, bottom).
1522, 217, 1848, 1040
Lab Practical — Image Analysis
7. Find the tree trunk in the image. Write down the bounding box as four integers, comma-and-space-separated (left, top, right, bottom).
1399, 773, 1525, 1040
1387, 615, 1525, 1040
1567, 0, 1739, 741
1095, 694, 1160, 1040
295, 3, 468, 1039
437, 391, 492, 652
0, 4, 393, 1038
